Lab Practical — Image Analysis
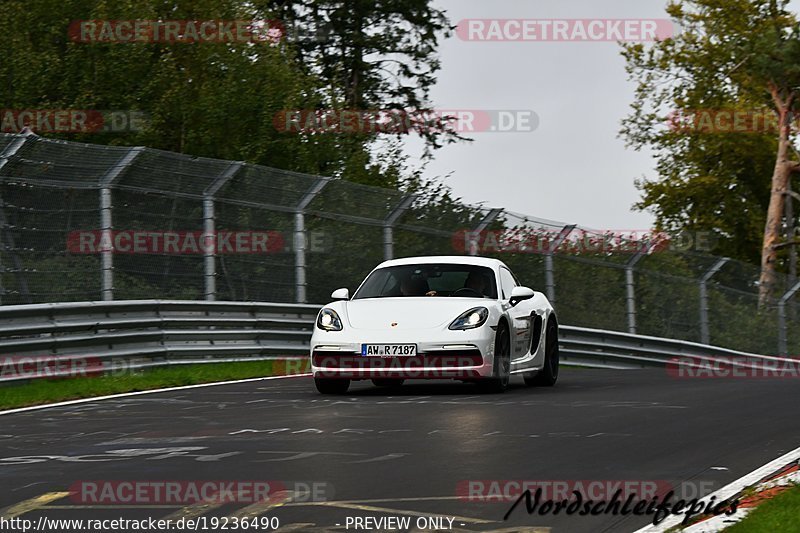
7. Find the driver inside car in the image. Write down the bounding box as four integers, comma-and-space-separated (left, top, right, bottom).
463, 271, 488, 296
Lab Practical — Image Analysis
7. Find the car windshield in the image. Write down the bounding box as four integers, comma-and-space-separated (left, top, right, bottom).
352, 264, 498, 299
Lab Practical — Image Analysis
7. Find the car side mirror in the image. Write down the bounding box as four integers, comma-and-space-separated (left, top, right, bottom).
330, 288, 350, 300
509, 286, 535, 306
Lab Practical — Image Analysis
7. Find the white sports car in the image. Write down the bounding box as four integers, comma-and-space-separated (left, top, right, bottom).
310, 256, 559, 394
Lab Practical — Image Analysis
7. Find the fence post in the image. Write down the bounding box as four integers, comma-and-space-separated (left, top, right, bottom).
99, 147, 143, 301
544, 224, 576, 304
624, 249, 648, 335
294, 178, 329, 303
0, 130, 34, 173
785, 188, 797, 289
699, 257, 729, 345
779, 280, 800, 355
467, 208, 503, 256
383, 194, 416, 261
203, 162, 243, 301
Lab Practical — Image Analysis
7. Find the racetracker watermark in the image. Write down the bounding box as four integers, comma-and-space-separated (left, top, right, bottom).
451, 229, 713, 255
313, 354, 483, 378
273, 109, 538, 134
1, 110, 148, 134
67, 230, 328, 254
458, 480, 669, 501
456, 19, 676, 42
69, 480, 331, 504
0, 356, 140, 380
68, 20, 290, 44
463, 480, 735, 527
67, 231, 284, 254
668, 356, 800, 379
668, 109, 783, 134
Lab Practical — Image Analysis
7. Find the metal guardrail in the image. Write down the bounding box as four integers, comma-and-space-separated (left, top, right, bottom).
558, 326, 780, 369
0, 300, 317, 382
0, 300, 777, 383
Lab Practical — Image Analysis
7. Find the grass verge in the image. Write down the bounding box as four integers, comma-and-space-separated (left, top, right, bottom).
725, 484, 800, 532
0, 359, 309, 411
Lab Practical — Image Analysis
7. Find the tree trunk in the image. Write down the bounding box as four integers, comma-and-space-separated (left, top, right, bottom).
345, 0, 364, 109
759, 104, 794, 307
787, 178, 797, 319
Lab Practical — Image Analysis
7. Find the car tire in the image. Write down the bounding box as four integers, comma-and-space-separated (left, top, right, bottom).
314, 378, 350, 394
479, 323, 511, 393
525, 321, 559, 387
372, 378, 405, 388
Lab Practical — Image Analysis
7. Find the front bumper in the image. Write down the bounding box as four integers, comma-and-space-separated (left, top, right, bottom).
310, 329, 495, 379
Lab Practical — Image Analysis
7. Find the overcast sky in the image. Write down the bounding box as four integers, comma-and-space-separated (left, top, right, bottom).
401, 0, 678, 230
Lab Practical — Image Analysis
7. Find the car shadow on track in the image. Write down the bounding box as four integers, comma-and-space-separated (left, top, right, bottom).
327, 367, 656, 398
342, 379, 551, 396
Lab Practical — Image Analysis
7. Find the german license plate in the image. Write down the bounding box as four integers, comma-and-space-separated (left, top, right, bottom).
361, 344, 417, 356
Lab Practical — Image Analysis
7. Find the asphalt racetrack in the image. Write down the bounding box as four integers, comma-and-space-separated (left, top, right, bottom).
1, 368, 799, 533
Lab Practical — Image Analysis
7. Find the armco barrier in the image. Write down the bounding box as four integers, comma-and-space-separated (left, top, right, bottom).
0, 300, 316, 382
0, 300, 777, 382
558, 325, 785, 369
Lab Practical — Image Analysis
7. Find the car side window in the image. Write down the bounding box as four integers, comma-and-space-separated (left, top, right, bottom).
499, 268, 517, 299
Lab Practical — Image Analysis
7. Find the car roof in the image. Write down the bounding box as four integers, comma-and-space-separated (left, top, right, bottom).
374, 255, 507, 271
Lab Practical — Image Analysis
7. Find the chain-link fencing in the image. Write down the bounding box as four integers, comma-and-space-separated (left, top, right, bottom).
1, 132, 798, 356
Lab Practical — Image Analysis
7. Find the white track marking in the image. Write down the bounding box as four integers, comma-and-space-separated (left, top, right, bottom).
634, 444, 800, 532
682, 507, 753, 532
0, 374, 311, 417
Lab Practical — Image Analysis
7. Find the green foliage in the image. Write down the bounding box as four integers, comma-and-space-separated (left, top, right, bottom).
0, 358, 309, 410
264, 0, 462, 156
726, 485, 800, 532
0, 0, 312, 166
0, 0, 481, 307
0, 0, 457, 186
620, 0, 800, 266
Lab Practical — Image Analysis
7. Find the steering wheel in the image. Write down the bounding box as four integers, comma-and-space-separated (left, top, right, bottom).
452, 287, 483, 298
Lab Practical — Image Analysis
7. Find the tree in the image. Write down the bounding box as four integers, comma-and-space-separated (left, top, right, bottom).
261, 0, 465, 187
0, 0, 330, 167
620, 0, 800, 306
1, 0, 465, 191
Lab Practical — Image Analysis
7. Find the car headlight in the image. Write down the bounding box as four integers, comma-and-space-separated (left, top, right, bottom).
449, 307, 489, 330
317, 308, 343, 331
